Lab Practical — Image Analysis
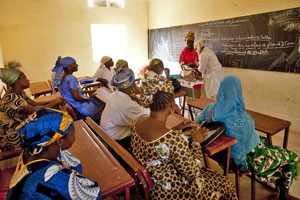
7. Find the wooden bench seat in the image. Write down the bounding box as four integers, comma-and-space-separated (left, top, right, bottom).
85, 117, 154, 200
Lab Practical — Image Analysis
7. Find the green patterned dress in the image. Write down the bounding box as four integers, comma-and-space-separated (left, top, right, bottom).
247, 137, 299, 189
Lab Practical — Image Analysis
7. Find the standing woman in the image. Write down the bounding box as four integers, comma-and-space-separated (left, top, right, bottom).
179, 31, 202, 98
53, 56, 102, 117
179, 31, 199, 69
92, 56, 114, 89
194, 38, 224, 99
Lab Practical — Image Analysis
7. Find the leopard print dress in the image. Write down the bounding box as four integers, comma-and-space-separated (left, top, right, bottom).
131, 128, 237, 200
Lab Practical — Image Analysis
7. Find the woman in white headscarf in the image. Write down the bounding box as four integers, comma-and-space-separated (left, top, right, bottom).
92, 56, 114, 89
195, 38, 225, 99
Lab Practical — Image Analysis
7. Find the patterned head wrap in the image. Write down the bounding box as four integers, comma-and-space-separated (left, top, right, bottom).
52, 56, 76, 87
99, 56, 112, 69
140, 75, 174, 107
16, 108, 73, 155
8, 60, 21, 69
0, 68, 22, 86
194, 38, 205, 53
116, 59, 128, 69
139, 58, 163, 76
185, 31, 195, 41
111, 68, 134, 89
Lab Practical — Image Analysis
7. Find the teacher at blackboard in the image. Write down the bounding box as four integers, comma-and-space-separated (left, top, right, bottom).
195, 38, 225, 99
179, 31, 199, 70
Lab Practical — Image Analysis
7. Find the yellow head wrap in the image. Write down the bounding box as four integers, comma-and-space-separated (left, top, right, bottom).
185, 31, 195, 41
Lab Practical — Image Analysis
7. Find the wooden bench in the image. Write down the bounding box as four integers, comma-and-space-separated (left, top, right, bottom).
29, 81, 53, 98
69, 120, 135, 199
85, 117, 154, 200
187, 98, 291, 148
0, 149, 22, 198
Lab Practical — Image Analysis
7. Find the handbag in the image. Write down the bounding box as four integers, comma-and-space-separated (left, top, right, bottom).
169, 77, 181, 92
181, 69, 199, 81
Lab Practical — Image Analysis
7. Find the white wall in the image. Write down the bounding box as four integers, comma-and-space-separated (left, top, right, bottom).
0, 0, 149, 81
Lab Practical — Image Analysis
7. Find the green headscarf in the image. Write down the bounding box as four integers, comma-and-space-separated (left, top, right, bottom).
0, 68, 22, 86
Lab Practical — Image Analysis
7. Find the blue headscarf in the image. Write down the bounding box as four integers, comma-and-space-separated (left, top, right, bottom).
212, 76, 260, 170
52, 56, 76, 87
111, 68, 134, 89
16, 108, 73, 155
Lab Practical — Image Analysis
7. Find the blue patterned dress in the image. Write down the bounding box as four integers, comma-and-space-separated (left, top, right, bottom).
7, 150, 101, 200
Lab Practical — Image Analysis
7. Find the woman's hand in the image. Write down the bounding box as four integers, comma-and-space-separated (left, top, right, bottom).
191, 127, 208, 143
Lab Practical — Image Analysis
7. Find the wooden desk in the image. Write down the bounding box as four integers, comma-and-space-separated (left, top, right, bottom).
81, 81, 102, 90
246, 110, 291, 148
187, 98, 291, 148
78, 76, 102, 90
35, 93, 62, 103
78, 76, 91, 81
174, 90, 187, 117
69, 120, 134, 199
166, 113, 237, 177
95, 87, 113, 103
29, 81, 52, 98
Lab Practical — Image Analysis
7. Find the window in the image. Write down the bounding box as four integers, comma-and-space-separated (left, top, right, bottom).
88, 0, 124, 8
90, 24, 127, 62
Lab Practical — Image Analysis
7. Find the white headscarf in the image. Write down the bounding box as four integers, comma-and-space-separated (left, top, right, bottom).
99, 56, 112, 69
194, 38, 205, 54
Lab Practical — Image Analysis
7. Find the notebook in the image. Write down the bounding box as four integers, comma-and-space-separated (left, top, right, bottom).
182, 121, 225, 148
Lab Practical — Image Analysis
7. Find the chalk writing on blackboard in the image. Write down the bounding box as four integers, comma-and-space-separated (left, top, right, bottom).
149, 7, 300, 73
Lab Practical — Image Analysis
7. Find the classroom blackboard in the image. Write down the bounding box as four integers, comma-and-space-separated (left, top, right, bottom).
149, 7, 300, 73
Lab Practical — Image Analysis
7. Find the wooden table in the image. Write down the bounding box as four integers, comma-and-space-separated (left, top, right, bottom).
69, 120, 134, 199
187, 98, 291, 148
29, 81, 52, 98
95, 87, 113, 103
35, 93, 62, 103
174, 90, 187, 117
166, 113, 237, 177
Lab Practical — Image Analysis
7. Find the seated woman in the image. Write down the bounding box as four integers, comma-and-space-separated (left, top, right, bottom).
139, 58, 170, 80
92, 56, 114, 90
100, 68, 149, 151
52, 56, 102, 117
131, 75, 237, 200
195, 75, 299, 200
115, 59, 128, 71
0, 68, 61, 152
6, 108, 101, 199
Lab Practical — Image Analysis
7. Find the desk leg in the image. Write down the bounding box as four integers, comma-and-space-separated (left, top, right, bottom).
181, 95, 186, 117
224, 147, 231, 177
267, 134, 273, 146
125, 187, 130, 200
283, 127, 290, 149
203, 152, 210, 169
188, 105, 195, 121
